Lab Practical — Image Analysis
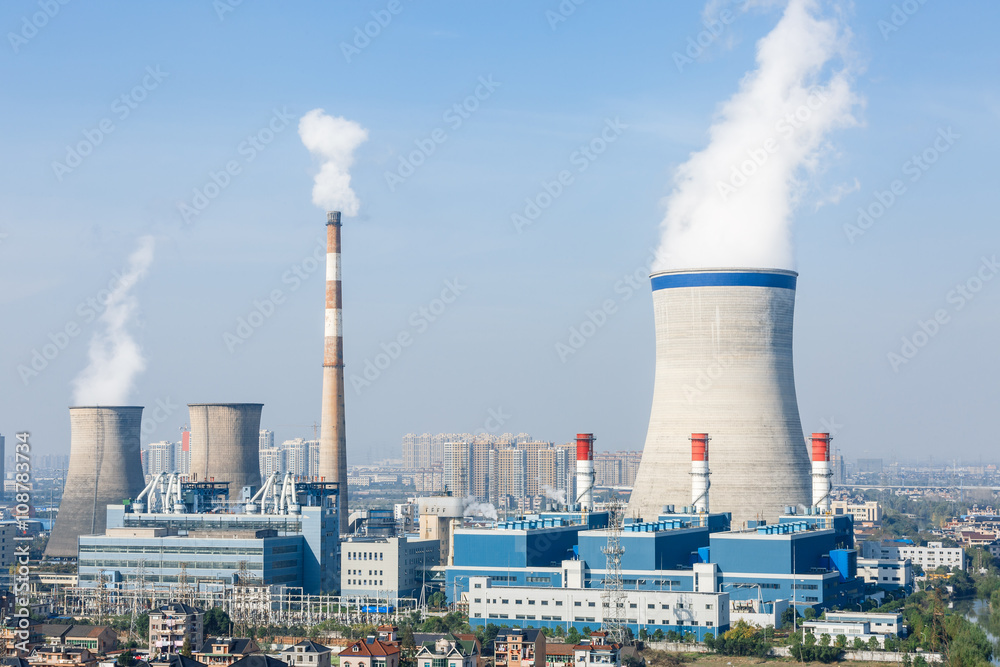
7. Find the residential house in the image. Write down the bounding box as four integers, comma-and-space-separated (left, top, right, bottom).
64, 627, 117, 655
280, 641, 332, 667
572, 634, 620, 667
414, 636, 479, 667
194, 638, 260, 667
149, 603, 204, 655
493, 629, 544, 667
229, 657, 289, 667
338, 637, 400, 667
27, 646, 98, 667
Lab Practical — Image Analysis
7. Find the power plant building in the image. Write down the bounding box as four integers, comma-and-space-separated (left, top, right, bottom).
629, 268, 812, 526
46, 406, 146, 558
77, 477, 341, 594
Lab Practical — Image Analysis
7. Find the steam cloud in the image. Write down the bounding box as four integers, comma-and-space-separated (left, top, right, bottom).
298, 109, 369, 216
541, 484, 567, 506
463, 496, 499, 521
72, 236, 156, 405
655, 0, 860, 271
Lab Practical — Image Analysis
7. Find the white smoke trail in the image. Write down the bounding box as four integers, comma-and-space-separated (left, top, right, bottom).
72, 236, 155, 405
298, 109, 369, 216
655, 0, 861, 271
541, 484, 567, 506
462, 496, 499, 521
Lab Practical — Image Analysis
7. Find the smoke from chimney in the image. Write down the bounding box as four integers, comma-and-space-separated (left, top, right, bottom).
654, 0, 860, 271
298, 109, 368, 216
72, 236, 155, 405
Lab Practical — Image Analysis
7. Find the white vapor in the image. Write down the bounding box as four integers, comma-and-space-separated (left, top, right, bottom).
655, 0, 861, 271
541, 484, 567, 506
462, 496, 499, 521
298, 109, 368, 216
72, 236, 155, 405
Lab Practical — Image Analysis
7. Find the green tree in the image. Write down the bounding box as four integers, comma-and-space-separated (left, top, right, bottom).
852, 637, 864, 650
834, 634, 846, 649
427, 591, 447, 609
116, 652, 135, 667
867, 636, 880, 651
204, 607, 232, 636
181, 636, 193, 657
651, 629, 664, 642
566, 627, 581, 645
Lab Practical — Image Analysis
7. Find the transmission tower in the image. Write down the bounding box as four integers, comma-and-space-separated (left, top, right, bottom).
129, 559, 147, 642
601, 497, 628, 645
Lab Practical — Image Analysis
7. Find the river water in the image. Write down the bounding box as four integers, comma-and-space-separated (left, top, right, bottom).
958, 598, 1000, 666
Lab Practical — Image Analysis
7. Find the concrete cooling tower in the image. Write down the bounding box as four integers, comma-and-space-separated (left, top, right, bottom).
45, 406, 145, 558
188, 403, 263, 498
628, 268, 811, 526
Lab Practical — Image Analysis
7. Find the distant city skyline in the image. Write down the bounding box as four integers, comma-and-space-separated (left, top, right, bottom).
3, 2, 999, 464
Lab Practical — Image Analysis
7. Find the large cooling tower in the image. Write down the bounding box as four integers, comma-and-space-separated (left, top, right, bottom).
628, 268, 811, 526
188, 403, 263, 498
45, 406, 145, 558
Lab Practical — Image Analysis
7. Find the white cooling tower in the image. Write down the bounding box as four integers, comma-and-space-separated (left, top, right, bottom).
628, 268, 811, 526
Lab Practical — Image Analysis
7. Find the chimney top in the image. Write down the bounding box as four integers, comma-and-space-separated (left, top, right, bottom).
327, 211, 342, 225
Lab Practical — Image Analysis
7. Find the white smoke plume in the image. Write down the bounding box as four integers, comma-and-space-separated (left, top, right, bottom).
655, 0, 861, 271
462, 496, 499, 521
541, 484, 567, 506
72, 236, 155, 405
298, 109, 368, 216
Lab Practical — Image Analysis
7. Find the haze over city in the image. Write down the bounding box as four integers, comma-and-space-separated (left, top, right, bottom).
2, 0, 998, 464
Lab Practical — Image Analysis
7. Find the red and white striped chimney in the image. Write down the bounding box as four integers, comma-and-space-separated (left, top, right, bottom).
810, 432, 832, 513
319, 211, 348, 533
575, 433, 595, 512
690, 433, 710, 513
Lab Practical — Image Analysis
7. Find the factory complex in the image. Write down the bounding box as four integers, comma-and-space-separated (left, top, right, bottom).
28, 215, 908, 643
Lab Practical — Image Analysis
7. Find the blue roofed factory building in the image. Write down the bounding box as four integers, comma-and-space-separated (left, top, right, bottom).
446, 511, 864, 621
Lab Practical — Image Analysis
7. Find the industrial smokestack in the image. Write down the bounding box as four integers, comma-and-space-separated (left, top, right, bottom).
690, 433, 710, 514
318, 210, 348, 533
810, 432, 832, 513
188, 403, 263, 499
575, 433, 595, 512
628, 268, 811, 525
45, 406, 145, 558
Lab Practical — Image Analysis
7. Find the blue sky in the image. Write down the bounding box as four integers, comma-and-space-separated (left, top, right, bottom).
2, 1, 998, 464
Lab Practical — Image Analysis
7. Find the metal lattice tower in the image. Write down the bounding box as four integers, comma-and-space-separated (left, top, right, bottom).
601, 497, 627, 645
128, 559, 147, 642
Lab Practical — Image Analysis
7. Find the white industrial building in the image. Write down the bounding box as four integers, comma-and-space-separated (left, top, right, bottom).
861, 541, 964, 571
340, 536, 440, 598
857, 557, 913, 590
801, 611, 905, 646
466, 575, 729, 635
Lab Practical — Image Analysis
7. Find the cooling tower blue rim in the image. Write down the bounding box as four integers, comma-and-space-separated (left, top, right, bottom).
650, 270, 797, 291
